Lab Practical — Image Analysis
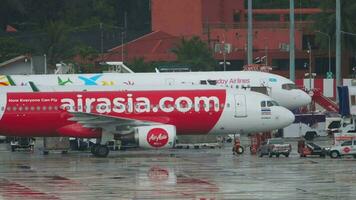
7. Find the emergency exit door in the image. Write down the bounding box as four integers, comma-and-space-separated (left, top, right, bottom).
234, 94, 247, 117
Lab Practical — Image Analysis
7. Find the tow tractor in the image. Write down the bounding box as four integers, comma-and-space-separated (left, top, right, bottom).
298, 139, 327, 157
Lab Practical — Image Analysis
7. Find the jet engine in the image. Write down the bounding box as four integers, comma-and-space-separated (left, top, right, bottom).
117, 125, 176, 149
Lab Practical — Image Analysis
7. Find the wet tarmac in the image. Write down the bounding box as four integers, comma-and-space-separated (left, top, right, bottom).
0, 139, 355, 200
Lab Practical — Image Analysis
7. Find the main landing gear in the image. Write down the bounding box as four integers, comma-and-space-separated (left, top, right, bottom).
91, 131, 113, 158
91, 144, 110, 157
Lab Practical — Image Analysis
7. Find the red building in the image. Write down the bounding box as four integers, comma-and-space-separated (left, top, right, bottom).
104, 0, 352, 78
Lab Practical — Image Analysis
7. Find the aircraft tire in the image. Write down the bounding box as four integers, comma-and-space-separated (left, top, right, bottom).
91, 144, 99, 154
330, 151, 340, 159
236, 146, 244, 154
95, 145, 110, 158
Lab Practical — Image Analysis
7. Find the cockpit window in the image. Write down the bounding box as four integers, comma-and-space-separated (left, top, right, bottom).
262, 100, 279, 107
261, 101, 266, 107
282, 83, 297, 90
267, 100, 279, 107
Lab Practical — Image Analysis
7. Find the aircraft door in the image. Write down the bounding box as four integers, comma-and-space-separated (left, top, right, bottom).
234, 94, 247, 117
165, 78, 175, 86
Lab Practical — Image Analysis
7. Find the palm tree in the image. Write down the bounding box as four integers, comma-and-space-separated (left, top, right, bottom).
172, 36, 216, 71
311, 0, 356, 77
312, 0, 356, 51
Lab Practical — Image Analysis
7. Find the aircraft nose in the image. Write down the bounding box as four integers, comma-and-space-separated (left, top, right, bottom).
289, 91, 312, 110
298, 91, 312, 106
281, 108, 295, 127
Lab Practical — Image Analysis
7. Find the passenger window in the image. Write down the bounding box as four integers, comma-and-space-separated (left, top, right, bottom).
30, 106, 35, 111
13, 106, 17, 111
341, 140, 352, 146
1, 106, 3, 111
36, 106, 41, 111
354, 140, 356, 145
25, 106, 29, 111
267, 101, 273, 107
227, 103, 230, 108
236, 85, 239, 89
7, 107, 11, 111
200, 80, 207, 85
207, 80, 217, 85
19, 107, 23, 111
261, 101, 266, 107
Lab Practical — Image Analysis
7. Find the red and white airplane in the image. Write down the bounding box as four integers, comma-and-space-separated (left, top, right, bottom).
0, 86, 294, 157
2, 71, 311, 110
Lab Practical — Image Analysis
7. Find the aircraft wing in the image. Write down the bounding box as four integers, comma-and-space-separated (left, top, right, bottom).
68, 112, 162, 132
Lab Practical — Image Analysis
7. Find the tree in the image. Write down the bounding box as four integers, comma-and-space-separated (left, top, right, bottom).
310, 0, 356, 76
41, 21, 73, 69
74, 44, 99, 61
312, 0, 356, 51
127, 57, 155, 72
0, 0, 25, 30
0, 37, 31, 63
172, 36, 216, 71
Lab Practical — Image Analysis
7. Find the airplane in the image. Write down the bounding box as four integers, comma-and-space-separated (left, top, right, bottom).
78, 74, 102, 85
57, 77, 73, 86
1, 71, 311, 110
0, 86, 294, 157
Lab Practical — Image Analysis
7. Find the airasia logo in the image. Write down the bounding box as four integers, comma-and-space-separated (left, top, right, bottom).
147, 128, 169, 148
343, 147, 351, 153
60, 94, 220, 114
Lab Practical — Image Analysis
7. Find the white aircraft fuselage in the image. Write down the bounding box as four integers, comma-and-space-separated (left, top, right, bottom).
3, 71, 311, 110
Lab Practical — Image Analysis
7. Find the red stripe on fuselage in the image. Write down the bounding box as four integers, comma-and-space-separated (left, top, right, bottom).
0, 90, 226, 137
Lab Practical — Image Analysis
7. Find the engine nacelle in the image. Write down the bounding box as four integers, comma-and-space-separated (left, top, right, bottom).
118, 125, 176, 149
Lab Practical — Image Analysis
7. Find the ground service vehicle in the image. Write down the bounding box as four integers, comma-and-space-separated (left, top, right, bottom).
10, 137, 35, 152
298, 140, 327, 157
258, 138, 291, 157
329, 139, 356, 158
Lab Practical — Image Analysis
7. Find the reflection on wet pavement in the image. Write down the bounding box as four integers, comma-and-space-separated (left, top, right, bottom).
0, 140, 354, 199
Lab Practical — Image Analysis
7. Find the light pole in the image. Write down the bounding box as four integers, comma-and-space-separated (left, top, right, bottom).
308, 42, 312, 90
315, 31, 331, 76
247, 0, 253, 64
